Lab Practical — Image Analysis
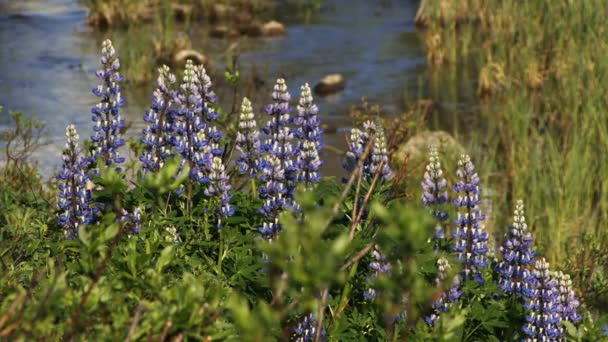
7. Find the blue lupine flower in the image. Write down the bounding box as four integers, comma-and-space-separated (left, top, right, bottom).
258, 154, 287, 238
425, 258, 462, 326
522, 258, 562, 341
294, 83, 323, 189
261, 79, 299, 199
363, 247, 392, 301
343, 121, 393, 181
421, 145, 449, 222
235, 97, 261, 176
292, 314, 326, 342
172, 60, 211, 183
553, 271, 582, 326
90, 39, 126, 171
141, 65, 176, 173
496, 200, 536, 296
57, 125, 93, 239
204, 157, 234, 229
452, 155, 489, 284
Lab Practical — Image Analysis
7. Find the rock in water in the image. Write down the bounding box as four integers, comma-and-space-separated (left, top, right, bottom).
314, 74, 346, 96
261, 20, 286, 36
173, 50, 208, 66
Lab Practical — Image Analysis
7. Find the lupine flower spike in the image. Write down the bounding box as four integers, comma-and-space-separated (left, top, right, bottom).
172, 60, 211, 184
258, 79, 299, 238
522, 258, 562, 341
343, 121, 393, 181
141, 65, 177, 173
363, 247, 391, 301
193, 64, 222, 159
292, 314, 326, 342
295, 83, 323, 189
553, 271, 582, 326
204, 157, 234, 229
235, 97, 260, 176
452, 155, 489, 284
58, 125, 93, 239
261, 78, 299, 200
425, 257, 462, 326
91, 39, 126, 171
496, 200, 536, 296
119, 208, 142, 235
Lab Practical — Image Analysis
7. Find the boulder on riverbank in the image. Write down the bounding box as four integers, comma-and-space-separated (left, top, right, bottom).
173, 50, 208, 67
261, 20, 287, 36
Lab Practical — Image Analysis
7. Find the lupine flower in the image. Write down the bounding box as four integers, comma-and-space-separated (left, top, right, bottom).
364, 247, 392, 300
343, 121, 393, 181
258, 154, 287, 238
204, 157, 234, 229
452, 155, 489, 284
553, 271, 582, 325
425, 258, 462, 326
119, 208, 142, 234
90, 39, 126, 170
421, 145, 449, 222
294, 83, 323, 189
496, 200, 536, 296
292, 314, 326, 342
57, 125, 93, 239
522, 258, 562, 341
235, 97, 260, 175
172, 60, 211, 183
261, 79, 299, 199
193, 64, 223, 161
141, 65, 176, 173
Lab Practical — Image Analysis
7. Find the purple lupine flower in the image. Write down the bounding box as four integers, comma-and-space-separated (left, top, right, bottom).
363, 247, 392, 300
522, 258, 562, 341
292, 314, 326, 342
294, 83, 323, 189
58, 125, 93, 239
193, 65, 223, 160
204, 157, 234, 229
421, 145, 449, 222
90, 39, 126, 171
261, 79, 299, 199
235, 97, 260, 175
553, 271, 582, 326
258, 154, 287, 238
172, 60, 211, 184
141, 65, 176, 173
425, 258, 462, 326
496, 200, 536, 296
452, 155, 489, 284
342, 121, 393, 181
118, 208, 142, 234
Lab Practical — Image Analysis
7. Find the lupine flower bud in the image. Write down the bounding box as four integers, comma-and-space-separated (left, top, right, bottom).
522, 258, 562, 341
496, 200, 536, 296
235, 97, 261, 175
91, 39, 126, 171
369, 122, 393, 180
119, 208, 142, 234
292, 314, 326, 342
363, 247, 391, 300
204, 157, 234, 229
141, 65, 176, 173
452, 155, 489, 284
553, 271, 582, 326
58, 125, 93, 239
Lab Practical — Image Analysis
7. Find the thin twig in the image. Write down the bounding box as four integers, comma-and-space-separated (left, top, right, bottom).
350, 161, 384, 236
340, 243, 375, 272
126, 303, 146, 342
314, 288, 329, 342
